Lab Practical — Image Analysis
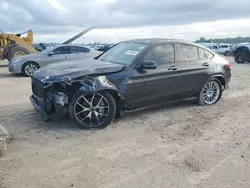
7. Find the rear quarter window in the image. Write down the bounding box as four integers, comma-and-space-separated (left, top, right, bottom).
175, 44, 198, 62
198, 47, 214, 59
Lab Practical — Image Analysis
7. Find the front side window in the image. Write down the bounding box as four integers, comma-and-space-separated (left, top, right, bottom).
175, 44, 198, 62
143, 44, 175, 65
53, 46, 70, 55
213, 45, 218, 49
97, 42, 148, 65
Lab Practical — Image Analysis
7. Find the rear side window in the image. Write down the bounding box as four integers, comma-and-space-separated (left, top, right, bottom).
70, 46, 90, 53
198, 48, 214, 59
175, 44, 198, 62
143, 44, 175, 65
53, 46, 70, 54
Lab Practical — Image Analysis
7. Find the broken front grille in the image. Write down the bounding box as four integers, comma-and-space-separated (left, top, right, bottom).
31, 77, 45, 98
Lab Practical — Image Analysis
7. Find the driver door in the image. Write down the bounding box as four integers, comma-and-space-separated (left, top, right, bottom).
124, 43, 183, 109
42, 46, 71, 66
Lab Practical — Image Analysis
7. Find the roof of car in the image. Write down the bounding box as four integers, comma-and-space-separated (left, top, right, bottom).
123, 38, 196, 45
49, 44, 90, 48
122, 38, 216, 53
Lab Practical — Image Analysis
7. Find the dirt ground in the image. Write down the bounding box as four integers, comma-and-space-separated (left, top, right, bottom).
0, 57, 250, 188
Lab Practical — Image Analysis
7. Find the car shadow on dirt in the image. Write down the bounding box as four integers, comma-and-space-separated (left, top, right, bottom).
37, 98, 199, 131
2, 98, 199, 137
115, 98, 199, 121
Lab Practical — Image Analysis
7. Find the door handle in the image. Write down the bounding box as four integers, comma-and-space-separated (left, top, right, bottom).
168, 66, 178, 71
202, 62, 209, 67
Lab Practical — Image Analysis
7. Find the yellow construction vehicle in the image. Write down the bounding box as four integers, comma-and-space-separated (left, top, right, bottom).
0, 29, 39, 61
0, 27, 95, 61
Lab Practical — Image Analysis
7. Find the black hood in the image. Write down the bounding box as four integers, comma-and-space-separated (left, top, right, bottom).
33, 58, 125, 83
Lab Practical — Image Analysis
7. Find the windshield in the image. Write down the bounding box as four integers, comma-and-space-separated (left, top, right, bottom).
97, 42, 148, 65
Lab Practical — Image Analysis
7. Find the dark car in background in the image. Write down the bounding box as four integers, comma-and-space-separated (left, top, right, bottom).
29, 38, 231, 129
97, 44, 113, 52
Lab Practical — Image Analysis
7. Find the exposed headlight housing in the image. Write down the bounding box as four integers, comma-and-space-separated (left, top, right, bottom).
99, 76, 107, 83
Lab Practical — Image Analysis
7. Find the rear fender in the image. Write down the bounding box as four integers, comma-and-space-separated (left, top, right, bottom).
209, 74, 226, 88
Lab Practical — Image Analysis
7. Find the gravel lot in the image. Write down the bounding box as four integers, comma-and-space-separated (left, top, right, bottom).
0, 57, 250, 188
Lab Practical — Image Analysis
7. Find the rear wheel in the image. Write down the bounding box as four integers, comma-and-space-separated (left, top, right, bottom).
22, 62, 39, 77
70, 91, 116, 129
6, 46, 31, 61
198, 78, 222, 105
234, 51, 248, 64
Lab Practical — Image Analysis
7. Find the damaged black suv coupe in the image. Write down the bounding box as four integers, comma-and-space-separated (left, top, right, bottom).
30, 38, 231, 129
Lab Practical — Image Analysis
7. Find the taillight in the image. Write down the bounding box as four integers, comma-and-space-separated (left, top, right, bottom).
224, 63, 231, 69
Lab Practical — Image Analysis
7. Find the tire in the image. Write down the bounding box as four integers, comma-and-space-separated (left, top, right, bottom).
22, 62, 39, 77
6, 46, 31, 61
69, 91, 116, 129
224, 51, 230, 56
198, 78, 223, 106
234, 51, 248, 64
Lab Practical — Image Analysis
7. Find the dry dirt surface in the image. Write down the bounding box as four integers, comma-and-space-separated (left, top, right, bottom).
0, 58, 250, 188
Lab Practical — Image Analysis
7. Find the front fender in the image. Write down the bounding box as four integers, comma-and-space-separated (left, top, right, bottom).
77, 76, 119, 94
70, 75, 126, 111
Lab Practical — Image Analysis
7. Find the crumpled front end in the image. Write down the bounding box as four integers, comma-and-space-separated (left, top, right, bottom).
29, 75, 121, 122
30, 76, 70, 121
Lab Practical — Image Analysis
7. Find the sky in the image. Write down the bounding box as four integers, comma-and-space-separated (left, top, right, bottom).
1, 0, 250, 44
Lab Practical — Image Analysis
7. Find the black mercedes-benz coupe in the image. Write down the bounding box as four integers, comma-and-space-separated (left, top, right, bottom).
30, 38, 231, 129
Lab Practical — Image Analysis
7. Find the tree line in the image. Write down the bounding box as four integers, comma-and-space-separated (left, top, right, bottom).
195, 37, 250, 44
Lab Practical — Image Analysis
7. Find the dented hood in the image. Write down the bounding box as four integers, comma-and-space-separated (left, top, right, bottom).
32, 58, 125, 83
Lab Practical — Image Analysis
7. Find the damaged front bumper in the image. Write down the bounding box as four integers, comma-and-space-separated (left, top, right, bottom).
29, 92, 69, 122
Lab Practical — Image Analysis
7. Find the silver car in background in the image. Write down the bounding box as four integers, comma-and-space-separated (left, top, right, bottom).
8, 44, 102, 76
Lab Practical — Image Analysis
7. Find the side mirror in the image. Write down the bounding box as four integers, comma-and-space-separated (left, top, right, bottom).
139, 60, 157, 70
48, 51, 55, 56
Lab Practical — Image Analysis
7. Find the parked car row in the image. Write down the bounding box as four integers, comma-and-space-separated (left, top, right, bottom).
27, 38, 231, 129
197, 41, 250, 64
196, 42, 233, 56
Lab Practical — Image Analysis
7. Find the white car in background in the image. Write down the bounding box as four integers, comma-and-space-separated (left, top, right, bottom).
218, 43, 233, 56
8, 44, 102, 76
197, 42, 232, 56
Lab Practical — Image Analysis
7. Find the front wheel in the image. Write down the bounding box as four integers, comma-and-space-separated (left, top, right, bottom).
198, 78, 223, 105
22, 62, 39, 77
70, 91, 116, 129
